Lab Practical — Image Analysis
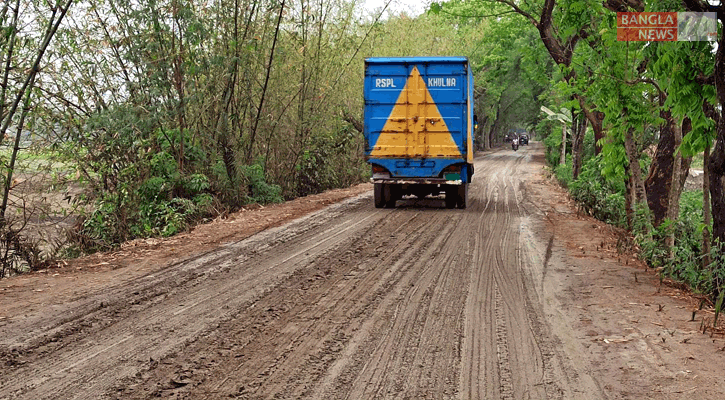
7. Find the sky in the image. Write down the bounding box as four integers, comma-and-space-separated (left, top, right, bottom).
362, 0, 430, 17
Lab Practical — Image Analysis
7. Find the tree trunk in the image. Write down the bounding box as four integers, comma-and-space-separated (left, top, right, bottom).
623, 127, 647, 205
703, 142, 712, 268
2, 78, 34, 221
644, 110, 676, 227
572, 112, 587, 179
709, 130, 725, 247
213, 0, 243, 191
710, 17, 725, 248
0, 0, 20, 141
172, 35, 186, 171
665, 122, 685, 257
342, 110, 363, 133
490, 107, 501, 146
624, 161, 634, 230
0, 1, 73, 141
577, 96, 605, 156
592, 111, 605, 155
479, 115, 490, 150
559, 123, 567, 165
0, 0, 73, 225
246, 0, 285, 164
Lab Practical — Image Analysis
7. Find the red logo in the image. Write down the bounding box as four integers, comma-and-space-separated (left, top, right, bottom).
617, 12, 677, 41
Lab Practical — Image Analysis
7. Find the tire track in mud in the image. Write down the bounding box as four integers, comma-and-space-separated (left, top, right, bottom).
216, 210, 453, 399
0, 196, 393, 400
495, 286, 515, 400
110, 207, 468, 399
336, 209, 471, 400
0, 198, 372, 355
1, 144, 597, 400
460, 149, 554, 400
113, 146, 566, 400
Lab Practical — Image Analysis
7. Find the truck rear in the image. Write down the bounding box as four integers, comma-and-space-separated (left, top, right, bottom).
363, 57, 475, 208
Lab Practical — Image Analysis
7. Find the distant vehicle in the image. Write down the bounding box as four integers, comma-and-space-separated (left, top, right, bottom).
364, 57, 475, 209
520, 134, 529, 145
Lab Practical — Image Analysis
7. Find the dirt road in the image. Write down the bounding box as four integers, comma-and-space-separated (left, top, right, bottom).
1, 143, 723, 399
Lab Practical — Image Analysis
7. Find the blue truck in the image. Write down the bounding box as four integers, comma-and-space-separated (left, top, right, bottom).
363, 57, 476, 209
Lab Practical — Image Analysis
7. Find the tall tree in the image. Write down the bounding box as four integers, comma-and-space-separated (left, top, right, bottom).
431, 0, 551, 147
491, 0, 608, 154
0, 0, 74, 224
679, 0, 725, 248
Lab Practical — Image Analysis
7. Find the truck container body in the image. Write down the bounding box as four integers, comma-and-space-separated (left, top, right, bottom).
363, 57, 475, 208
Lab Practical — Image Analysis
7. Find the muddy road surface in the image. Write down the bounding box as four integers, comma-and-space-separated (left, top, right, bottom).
1, 143, 724, 399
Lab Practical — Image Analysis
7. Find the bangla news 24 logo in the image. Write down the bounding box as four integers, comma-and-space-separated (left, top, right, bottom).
617, 12, 717, 42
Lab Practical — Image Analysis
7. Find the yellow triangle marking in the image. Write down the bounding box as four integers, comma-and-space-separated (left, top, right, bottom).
371, 66, 462, 158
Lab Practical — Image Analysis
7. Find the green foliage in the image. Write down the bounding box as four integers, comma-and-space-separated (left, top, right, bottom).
553, 157, 573, 188
294, 123, 366, 197
561, 161, 720, 300
648, 41, 717, 157
567, 156, 627, 227
542, 123, 564, 166
598, 141, 627, 182
581, 128, 596, 162
429, 0, 550, 145
632, 210, 667, 269
241, 164, 283, 204
525, 0, 722, 303
68, 120, 218, 252
630, 191, 725, 298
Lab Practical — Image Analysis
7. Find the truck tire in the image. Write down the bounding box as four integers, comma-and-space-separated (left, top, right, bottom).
445, 186, 457, 209
374, 183, 385, 208
384, 184, 397, 208
457, 183, 468, 209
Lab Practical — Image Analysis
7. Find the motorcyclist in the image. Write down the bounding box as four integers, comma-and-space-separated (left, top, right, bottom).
512, 136, 519, 151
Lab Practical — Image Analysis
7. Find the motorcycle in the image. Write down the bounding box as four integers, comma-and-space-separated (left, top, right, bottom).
512, 138, 519, 151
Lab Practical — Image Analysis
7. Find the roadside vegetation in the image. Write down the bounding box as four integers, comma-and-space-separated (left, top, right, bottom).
1, 0, 724, 316
484, 0, 724, 318
0, 0, 502, 275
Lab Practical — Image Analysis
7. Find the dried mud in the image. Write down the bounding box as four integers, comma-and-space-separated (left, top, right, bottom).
1, 143, 723, 400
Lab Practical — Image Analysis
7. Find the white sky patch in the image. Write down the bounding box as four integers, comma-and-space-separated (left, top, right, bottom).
360, 0, 429, 17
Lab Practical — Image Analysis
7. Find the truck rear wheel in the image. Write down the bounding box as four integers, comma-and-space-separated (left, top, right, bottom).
457, 183, 468, 209
385, 184, 399, 208
374, 183, 385, 208
445, 186, 457, 209
375, 183, 397, 208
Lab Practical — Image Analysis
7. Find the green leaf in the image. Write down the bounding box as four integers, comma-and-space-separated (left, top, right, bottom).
429, 2, 442, 14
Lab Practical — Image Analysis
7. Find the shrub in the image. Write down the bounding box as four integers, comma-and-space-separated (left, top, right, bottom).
553, 157, 573, 188
567, 156, 626, 227
241, 164, 283, 204
543, 126, 564, 167
294, 123, 366, 197
629, 190, 725, 298
70, 126, 218, 253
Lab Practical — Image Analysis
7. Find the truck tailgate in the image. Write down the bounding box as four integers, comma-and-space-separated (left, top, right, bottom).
365, 60, 467, 159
